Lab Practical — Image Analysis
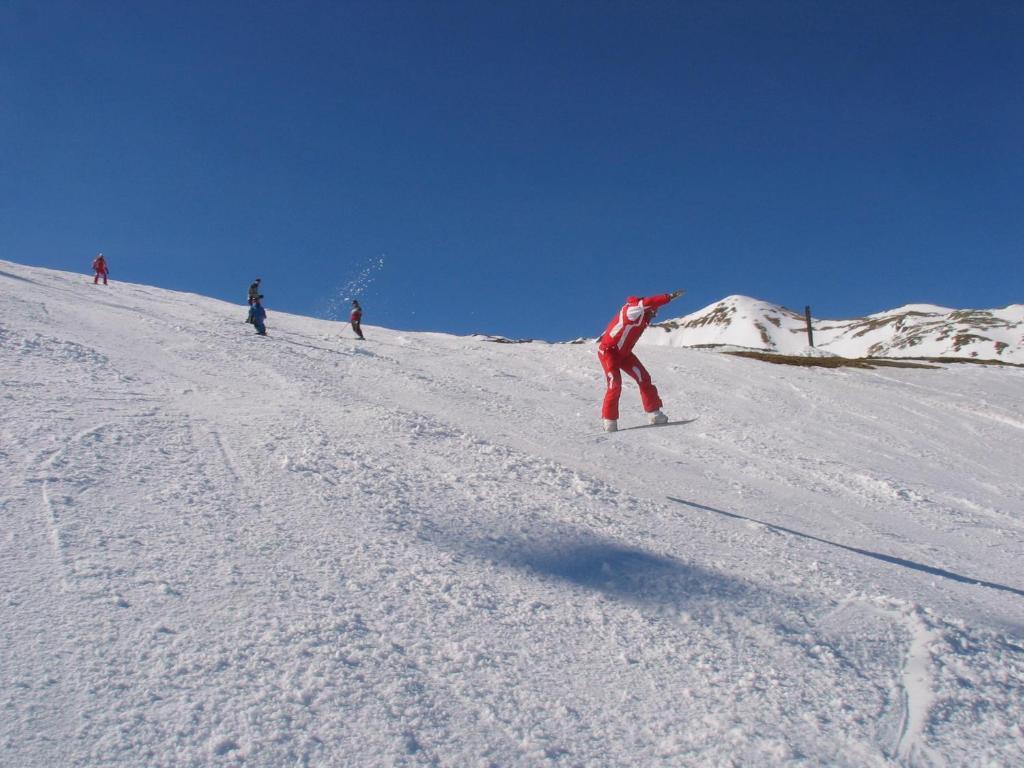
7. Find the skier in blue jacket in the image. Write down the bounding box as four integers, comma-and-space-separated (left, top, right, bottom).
251, 296, 267, 336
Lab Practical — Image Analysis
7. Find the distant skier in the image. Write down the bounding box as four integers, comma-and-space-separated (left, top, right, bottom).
350, 300, 365, 340
246, 278, 262, 323
251, 295, 267, 336
92, 253, 109, 285
597, 290, 684, 432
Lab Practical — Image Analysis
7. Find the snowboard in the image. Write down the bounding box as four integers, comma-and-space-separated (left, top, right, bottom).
601, 418, 698, 435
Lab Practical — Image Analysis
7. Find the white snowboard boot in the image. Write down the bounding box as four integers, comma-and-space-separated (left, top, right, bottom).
648, 410, 669, 425
603, 419, 618, 433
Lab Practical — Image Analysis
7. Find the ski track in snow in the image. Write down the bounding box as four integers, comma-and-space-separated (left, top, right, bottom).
2, 260, 1024, 766
891, 609, 943, 768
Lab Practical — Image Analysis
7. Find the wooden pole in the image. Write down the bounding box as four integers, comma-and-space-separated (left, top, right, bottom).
804, 305, 815, 347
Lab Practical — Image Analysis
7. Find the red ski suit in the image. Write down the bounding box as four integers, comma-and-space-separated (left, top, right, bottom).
597, 294, 672, 420
350, 304, 364, 339
92, 255, 108, 285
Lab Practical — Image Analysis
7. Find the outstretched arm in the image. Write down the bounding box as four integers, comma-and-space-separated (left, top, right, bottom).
644, 290, 685, 310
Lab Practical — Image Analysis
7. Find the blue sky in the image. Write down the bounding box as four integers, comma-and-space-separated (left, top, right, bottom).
2, 1, 1021, 340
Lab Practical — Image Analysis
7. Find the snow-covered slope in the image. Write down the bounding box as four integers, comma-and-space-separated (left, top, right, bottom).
2, 259, 1023, 767
646, 295, 1024, 362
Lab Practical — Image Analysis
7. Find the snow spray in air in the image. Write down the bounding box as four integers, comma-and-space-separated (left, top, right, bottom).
321, 256, 386, 320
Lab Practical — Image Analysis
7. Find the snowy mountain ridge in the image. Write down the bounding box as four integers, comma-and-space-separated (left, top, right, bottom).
2, 259, 1023, 766
645, 294, 1024, 362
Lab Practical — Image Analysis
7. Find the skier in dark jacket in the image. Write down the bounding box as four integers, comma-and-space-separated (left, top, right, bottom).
251, 296, 267, 336
350, 300, 365, 340
246, 278, 262, 323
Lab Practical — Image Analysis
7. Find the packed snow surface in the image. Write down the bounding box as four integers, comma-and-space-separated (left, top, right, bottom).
2, 260, 1023, 767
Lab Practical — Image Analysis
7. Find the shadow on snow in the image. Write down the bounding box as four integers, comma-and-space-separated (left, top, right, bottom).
668, 496, 1024, 598
0, 269, 39, 285
456, 527, 749, 607
614, 418, 699, 433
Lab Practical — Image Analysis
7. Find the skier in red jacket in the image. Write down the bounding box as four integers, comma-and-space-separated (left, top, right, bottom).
92, 253, 109, 285
350, 300, 365, 340
597, 290, 684, 432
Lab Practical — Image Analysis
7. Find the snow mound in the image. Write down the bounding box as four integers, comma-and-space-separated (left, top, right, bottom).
799, 345, 840, 358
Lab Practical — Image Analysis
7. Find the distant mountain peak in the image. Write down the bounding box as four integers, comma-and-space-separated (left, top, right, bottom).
645, 297, 1023, 362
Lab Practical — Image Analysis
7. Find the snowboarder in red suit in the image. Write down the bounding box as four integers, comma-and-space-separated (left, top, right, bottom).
92, 253, 109, 285
597, 290, 684, 432
350, 300, 365, 340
